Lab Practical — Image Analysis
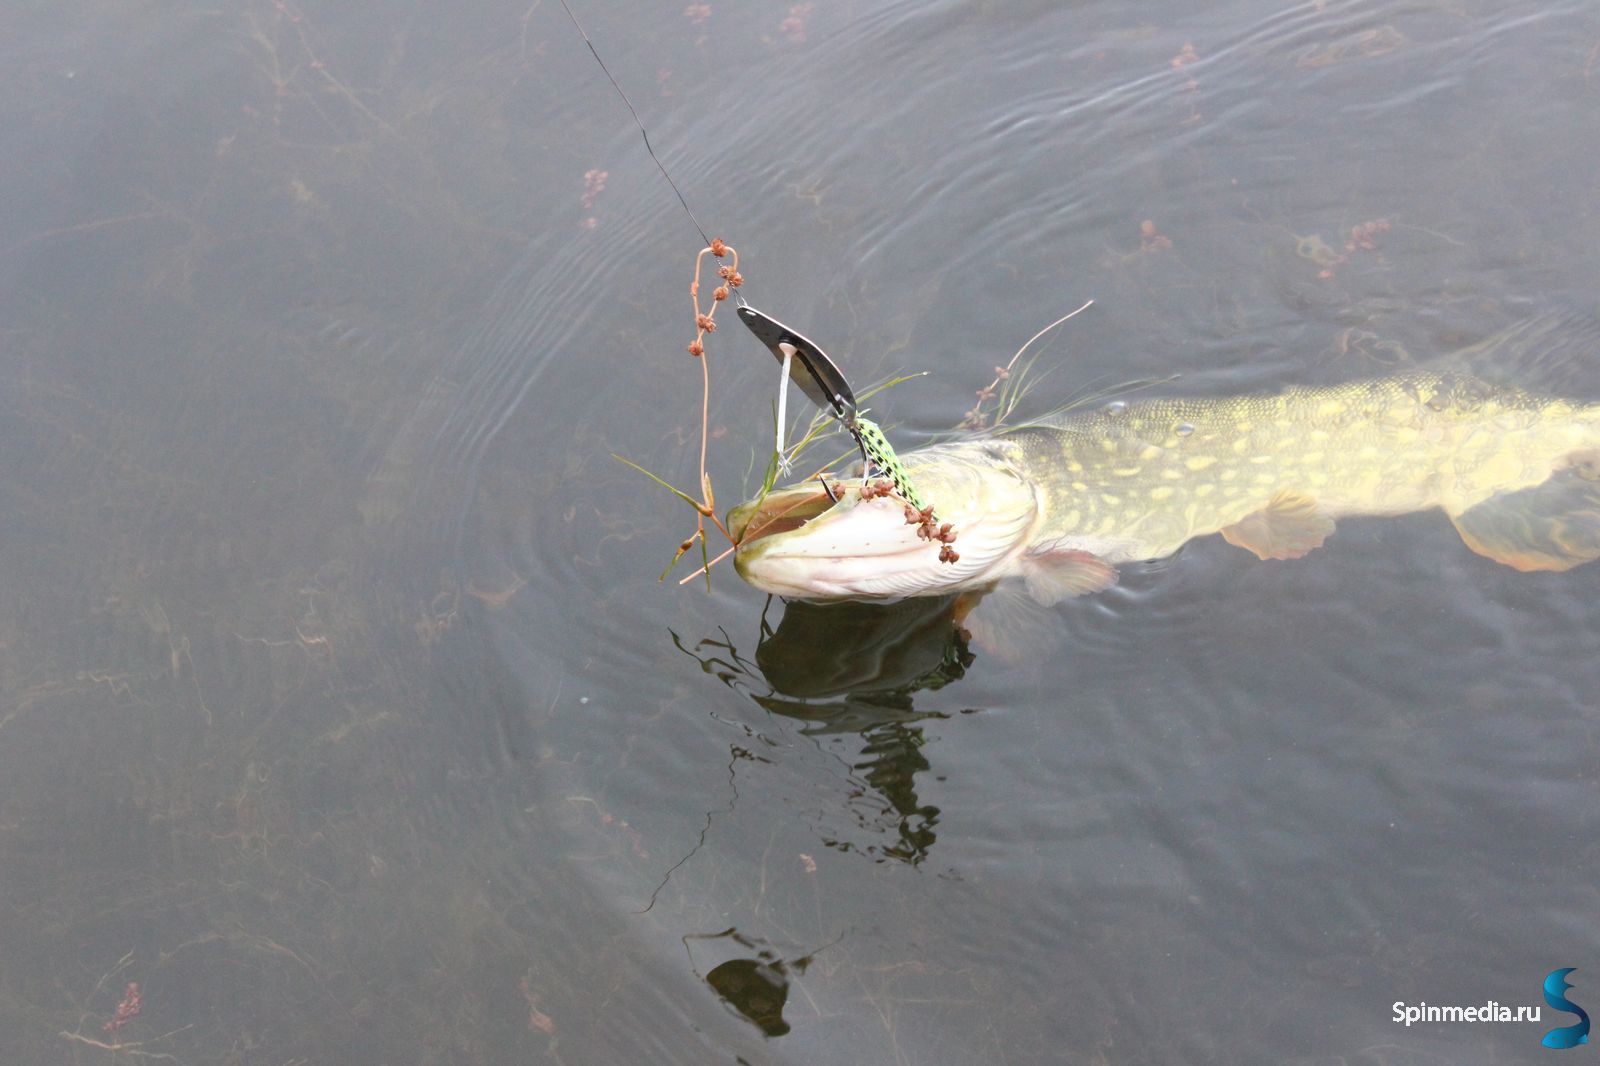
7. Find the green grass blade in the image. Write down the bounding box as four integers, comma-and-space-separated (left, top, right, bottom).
612, 453, 701, 510
699, 530, 712, 591
857, 371, 927, 402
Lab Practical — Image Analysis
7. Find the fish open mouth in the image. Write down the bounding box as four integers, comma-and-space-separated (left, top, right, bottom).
727, 447, 1040, 600
727, 483, 841, 547
730, 485, 937, 600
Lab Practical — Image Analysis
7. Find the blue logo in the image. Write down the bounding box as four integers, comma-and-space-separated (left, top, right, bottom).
1543, 968, 1591, 1050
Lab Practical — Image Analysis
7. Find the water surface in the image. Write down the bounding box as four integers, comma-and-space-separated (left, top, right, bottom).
3, 0, 1598, 1062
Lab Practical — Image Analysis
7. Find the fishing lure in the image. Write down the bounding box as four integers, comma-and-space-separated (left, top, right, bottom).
736, 306, 931, 513
847, 413, 927, 511
559, 0, 948, 577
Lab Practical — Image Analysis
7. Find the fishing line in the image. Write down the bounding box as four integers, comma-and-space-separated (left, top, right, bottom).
555, 0, 717, 255
558, 2, 938, 531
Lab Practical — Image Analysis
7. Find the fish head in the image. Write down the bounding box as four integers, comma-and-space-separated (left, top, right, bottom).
728, 442, 1039, 600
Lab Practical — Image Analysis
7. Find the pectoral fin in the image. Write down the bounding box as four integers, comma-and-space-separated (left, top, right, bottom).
1020, 548, 1118, 605
1449, 465, 1600, 572
956, 586, 1057, 665
1220, 490, 1336, 560
957, 552, 1115, 662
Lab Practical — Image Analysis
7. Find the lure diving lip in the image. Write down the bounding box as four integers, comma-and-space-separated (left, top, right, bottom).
737, 306, 857, 418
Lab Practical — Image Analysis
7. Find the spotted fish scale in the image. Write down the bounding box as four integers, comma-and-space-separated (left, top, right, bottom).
994, 373, 1599, 569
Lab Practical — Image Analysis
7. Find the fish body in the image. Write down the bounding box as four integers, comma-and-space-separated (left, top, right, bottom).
730, 373, 1600, 601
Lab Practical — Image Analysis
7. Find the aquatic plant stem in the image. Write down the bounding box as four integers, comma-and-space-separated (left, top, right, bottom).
701, 345, 711, 490
680, 543, 737, 585
686, 243, 742, 552
964, 298, 1094, 429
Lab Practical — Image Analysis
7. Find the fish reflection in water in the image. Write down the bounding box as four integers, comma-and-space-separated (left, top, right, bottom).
684, 928, 827, 1039
677, 595, 974, 866
671, 603, 977, 1038
754, 595, 972, 703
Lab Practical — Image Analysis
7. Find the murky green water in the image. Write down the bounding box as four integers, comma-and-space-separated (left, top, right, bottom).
3, 0, 1598, 1061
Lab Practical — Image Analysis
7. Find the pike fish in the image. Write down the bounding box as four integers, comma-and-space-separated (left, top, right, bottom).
728, 373, 1600, 602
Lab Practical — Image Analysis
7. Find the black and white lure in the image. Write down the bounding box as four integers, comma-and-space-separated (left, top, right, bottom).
737, 306, 929, 511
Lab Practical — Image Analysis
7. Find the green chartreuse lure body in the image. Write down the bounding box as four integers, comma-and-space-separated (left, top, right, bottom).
850, 415, 928, 512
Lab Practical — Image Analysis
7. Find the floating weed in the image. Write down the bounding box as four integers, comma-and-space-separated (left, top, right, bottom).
962, 299, 1093, 430
620, 251, 1089, 588
617, 261, 928, 590
612, 240, 745, 586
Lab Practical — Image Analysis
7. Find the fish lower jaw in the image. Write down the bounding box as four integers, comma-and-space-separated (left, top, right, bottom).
735, 547, 995, 601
